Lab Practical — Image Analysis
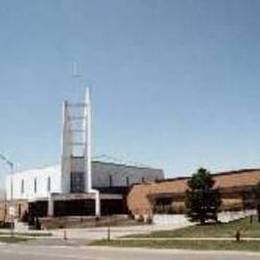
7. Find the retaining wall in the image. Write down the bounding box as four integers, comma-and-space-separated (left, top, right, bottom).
152, 210, 256, 225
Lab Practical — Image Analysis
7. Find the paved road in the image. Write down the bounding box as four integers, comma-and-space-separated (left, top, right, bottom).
0, 244, 260, 260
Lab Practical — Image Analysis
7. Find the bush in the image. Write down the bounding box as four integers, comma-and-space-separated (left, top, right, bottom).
21, 211, 29, 223
28, 215, 35, 227
35, 217, 41, 230
146, 216, 153, 224
0, 222, 12, 229
137, 215, 144, 223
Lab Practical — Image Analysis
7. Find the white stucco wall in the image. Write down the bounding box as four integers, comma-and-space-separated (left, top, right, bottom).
5, 161, 164, 201
6, 165, 61, 201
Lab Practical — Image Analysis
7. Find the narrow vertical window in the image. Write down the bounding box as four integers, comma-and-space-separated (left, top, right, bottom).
109, 175, 113, 187
21, 179, 24, 194
47, 177, 51, 192
34, 178, 37, 193
142, 177, 145, 183
126, 176, 130, 186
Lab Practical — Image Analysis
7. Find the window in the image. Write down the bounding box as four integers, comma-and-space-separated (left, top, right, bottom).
21, 179, 24, 194
71, 172, 85, 193
47, 177, 51, 192
34, 178, 37, 193
126, 176, 130, 186
142, 177, 145, 183
153, 197, 174, 214
109, 175, 113, 187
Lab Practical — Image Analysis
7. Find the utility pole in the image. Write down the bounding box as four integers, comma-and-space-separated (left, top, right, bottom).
0, 153, 14, 237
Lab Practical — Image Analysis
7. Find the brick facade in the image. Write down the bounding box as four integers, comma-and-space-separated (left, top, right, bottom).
127, 169, 260, 217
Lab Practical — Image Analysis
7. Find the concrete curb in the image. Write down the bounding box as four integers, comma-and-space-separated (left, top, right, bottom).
87, 245, 260, 256
117, 237, 260, 241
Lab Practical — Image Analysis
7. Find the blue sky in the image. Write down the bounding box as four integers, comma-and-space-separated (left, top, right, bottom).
1, 0, 260, 183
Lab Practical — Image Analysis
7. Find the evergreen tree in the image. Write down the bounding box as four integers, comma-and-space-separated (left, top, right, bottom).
185, 168, 221, 224
252, 182, 260, 222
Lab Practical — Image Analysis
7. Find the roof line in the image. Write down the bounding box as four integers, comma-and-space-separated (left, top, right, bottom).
148, 168, 260, 184
212, 168, 260, 177
92, 160, 163, 171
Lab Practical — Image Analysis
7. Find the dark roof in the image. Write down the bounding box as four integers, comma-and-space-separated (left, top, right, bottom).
92, 160, 163, 171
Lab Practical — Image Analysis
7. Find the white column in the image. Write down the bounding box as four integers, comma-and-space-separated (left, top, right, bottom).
95, 191, 100, 216
61, 101, 72, 194
83, 88, 92, 192
83, 88, 100, 216
48, 195, 54, 217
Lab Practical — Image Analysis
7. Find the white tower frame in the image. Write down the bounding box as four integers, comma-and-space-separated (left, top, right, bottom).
61, 87, 100, 216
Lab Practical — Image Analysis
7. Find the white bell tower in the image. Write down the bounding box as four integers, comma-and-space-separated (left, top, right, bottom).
60, 87, 100, 216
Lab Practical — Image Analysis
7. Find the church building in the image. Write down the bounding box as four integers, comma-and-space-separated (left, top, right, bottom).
5, 88, 164, 219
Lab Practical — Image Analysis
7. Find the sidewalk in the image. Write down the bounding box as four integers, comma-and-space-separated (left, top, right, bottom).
0, 222, 192, 240
50, 223, 193, 240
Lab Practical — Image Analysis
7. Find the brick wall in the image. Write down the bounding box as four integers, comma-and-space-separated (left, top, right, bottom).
127, 169, 260, 217
127, 179, 188, 216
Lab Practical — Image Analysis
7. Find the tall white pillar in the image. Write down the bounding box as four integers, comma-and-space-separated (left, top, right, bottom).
83, 88, 92, 192
95, 191, 100, 216
61, 101, 73, 194
83, 88, 100, 216
48, 195, 54, 217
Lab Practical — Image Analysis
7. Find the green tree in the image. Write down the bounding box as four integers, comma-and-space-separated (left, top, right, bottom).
185, 168, 221, 224
252, 181, 260, 222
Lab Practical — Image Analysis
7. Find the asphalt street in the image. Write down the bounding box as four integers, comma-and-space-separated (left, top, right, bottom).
0, 244, 260, 260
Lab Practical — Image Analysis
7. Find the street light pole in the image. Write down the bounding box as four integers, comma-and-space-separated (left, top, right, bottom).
0, 153, 14, 237
10, 162, 14, 238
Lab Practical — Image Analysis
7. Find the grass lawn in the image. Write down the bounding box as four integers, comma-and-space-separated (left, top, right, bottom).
125, 216, 260, 238
90, 239, 260, 251
0, 236, 31, 243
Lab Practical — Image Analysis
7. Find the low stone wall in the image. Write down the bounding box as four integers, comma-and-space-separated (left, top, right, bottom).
152, 210, 256, 225
40, 215, 139, 229
218, 209, 256, 223
153, 214, 190, 226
